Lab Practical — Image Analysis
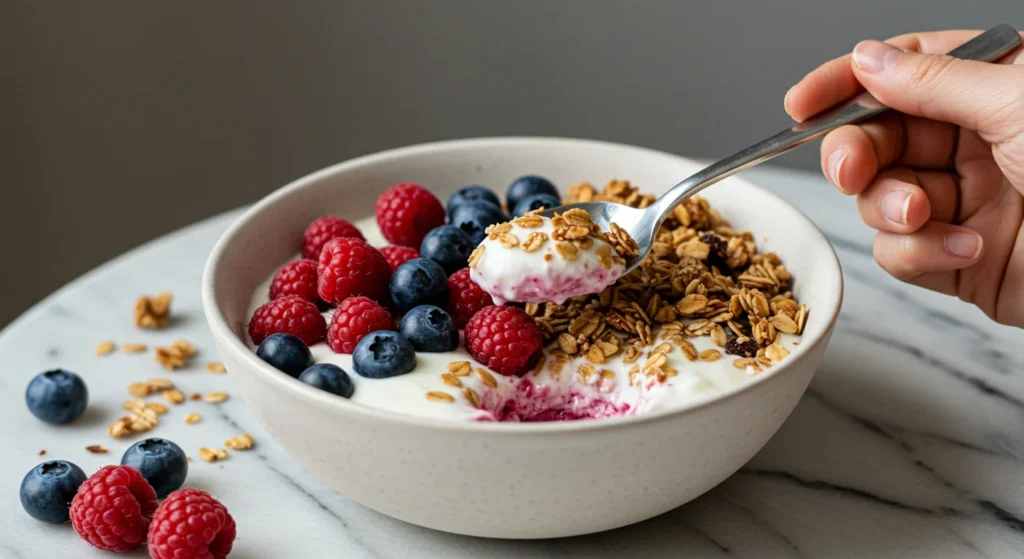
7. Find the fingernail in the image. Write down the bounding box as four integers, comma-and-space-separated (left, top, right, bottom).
783, 86, 796, 114
826, 149, 847, 189
944, 232, 983, 259
852, 40, 904, 73
880, 190, 911, 225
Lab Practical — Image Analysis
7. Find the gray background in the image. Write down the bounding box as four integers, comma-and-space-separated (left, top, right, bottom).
2, 1, 1020, 327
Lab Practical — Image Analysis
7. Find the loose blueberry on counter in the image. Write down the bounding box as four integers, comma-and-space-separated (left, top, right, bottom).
298, 363, 356, 398
512, 192, 562, 218
256, 333, 314, 377
20, 460, 87, 523
446, 185, 501, 217
449, 202, 506, 246
25, 369, 88, 424
506, 175, 558, 211
391, 257, 450, 313
120, 438, 188, 498
353, 331, 417, 378
400, 305, 459, 352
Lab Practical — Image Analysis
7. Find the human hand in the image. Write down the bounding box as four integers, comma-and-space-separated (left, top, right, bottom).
785, 30, 1024, 327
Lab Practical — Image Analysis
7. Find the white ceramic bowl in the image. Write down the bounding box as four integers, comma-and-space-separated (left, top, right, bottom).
202, 137, 843, 539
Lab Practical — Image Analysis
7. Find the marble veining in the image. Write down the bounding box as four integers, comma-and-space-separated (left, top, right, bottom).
2, 165, 1023, 558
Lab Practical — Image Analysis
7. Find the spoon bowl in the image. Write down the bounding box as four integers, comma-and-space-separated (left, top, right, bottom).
540, 201, 651, 271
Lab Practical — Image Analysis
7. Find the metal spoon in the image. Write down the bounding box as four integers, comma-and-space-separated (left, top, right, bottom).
542, 24, 1021, 274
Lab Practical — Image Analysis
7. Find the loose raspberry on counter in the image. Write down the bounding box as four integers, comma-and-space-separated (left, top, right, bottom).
148, 488, 236, 559
447, 267, 494, 329
269, 259, 320, 303
464, 306, 544, 377
375, 183, 446, 247
70, 465, 158, 553
327, 296, 396, 354
302, 216, 364, 260
379, 245, 421, 271
248, 296, 326, 345
317, 237, 392, 305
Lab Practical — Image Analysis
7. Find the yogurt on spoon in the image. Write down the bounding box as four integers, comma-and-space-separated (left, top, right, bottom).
468, 209, 632, 305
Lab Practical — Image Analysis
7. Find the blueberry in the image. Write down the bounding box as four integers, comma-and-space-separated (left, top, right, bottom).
352, 331, 417, 379
446, 185, 501, 217
399, 305, 459, 352
391, 257, 450, 313
506, 175, 558, 211
120, 438, 188, 498
25, 369, 88, 425
512, 192, 562, 217
421, 225, 476, 274
20, 460, 87, 523
298, 363, 355, 398
256, 333, 314, 377
448, 202, 507, 246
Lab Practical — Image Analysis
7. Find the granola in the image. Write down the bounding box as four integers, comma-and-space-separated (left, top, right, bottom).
199, 447, 228, 462
155, 339, 199, 370
134, 292, 172, 329
225, 434, 254, 450
522, 179, 806, 373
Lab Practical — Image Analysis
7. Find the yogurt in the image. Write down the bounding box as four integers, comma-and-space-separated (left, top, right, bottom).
246, 215, 800, 423
469, 212, 626, 305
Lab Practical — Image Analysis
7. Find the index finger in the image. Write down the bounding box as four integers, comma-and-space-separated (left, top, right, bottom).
784, 29, 1024, 122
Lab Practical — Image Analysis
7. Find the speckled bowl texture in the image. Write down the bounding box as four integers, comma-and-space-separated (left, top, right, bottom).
202, 137, 843, 538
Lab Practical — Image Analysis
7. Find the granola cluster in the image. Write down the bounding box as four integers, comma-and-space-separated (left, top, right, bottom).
109, 378, 177, 438
155, 339, 199, 370
526, 179, 807, 377
470, 208, 631, 270
134, 292, 172, 329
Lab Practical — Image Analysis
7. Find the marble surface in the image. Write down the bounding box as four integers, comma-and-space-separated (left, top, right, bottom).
2, 165, 1023, 558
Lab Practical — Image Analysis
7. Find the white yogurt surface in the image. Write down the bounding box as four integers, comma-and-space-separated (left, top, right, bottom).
469, 216, 625, 305
246, 216, 797, 422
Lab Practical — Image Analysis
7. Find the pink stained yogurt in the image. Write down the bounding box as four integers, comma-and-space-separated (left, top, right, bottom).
475, 379, 633, 422
469, 215, 626, 305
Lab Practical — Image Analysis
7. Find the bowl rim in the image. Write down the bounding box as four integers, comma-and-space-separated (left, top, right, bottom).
202, 136, 844, 434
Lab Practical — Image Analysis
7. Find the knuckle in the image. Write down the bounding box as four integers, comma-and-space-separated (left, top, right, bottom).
907, 54, 958, 89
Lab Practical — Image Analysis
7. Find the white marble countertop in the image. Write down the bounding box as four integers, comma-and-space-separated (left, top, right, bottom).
3, 165, 1023, 558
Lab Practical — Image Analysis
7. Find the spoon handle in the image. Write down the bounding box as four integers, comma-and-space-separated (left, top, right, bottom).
653, 24, 1021, 219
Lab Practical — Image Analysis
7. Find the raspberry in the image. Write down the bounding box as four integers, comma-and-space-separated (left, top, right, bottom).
375, 183, 445, 247
302, 216, 364, 260
327, 296, 395, 354
248, 295, 326, 345
464, 306, 544, 376
379, 245, 421, 271
70, 465, 158, 552
148, 488, 236, 559
317, 237, 392, 305
269, 259, 320, 302
447, 267, 494, 329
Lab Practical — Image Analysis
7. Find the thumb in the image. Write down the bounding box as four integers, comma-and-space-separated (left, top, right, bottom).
851, 40, 1023, 138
